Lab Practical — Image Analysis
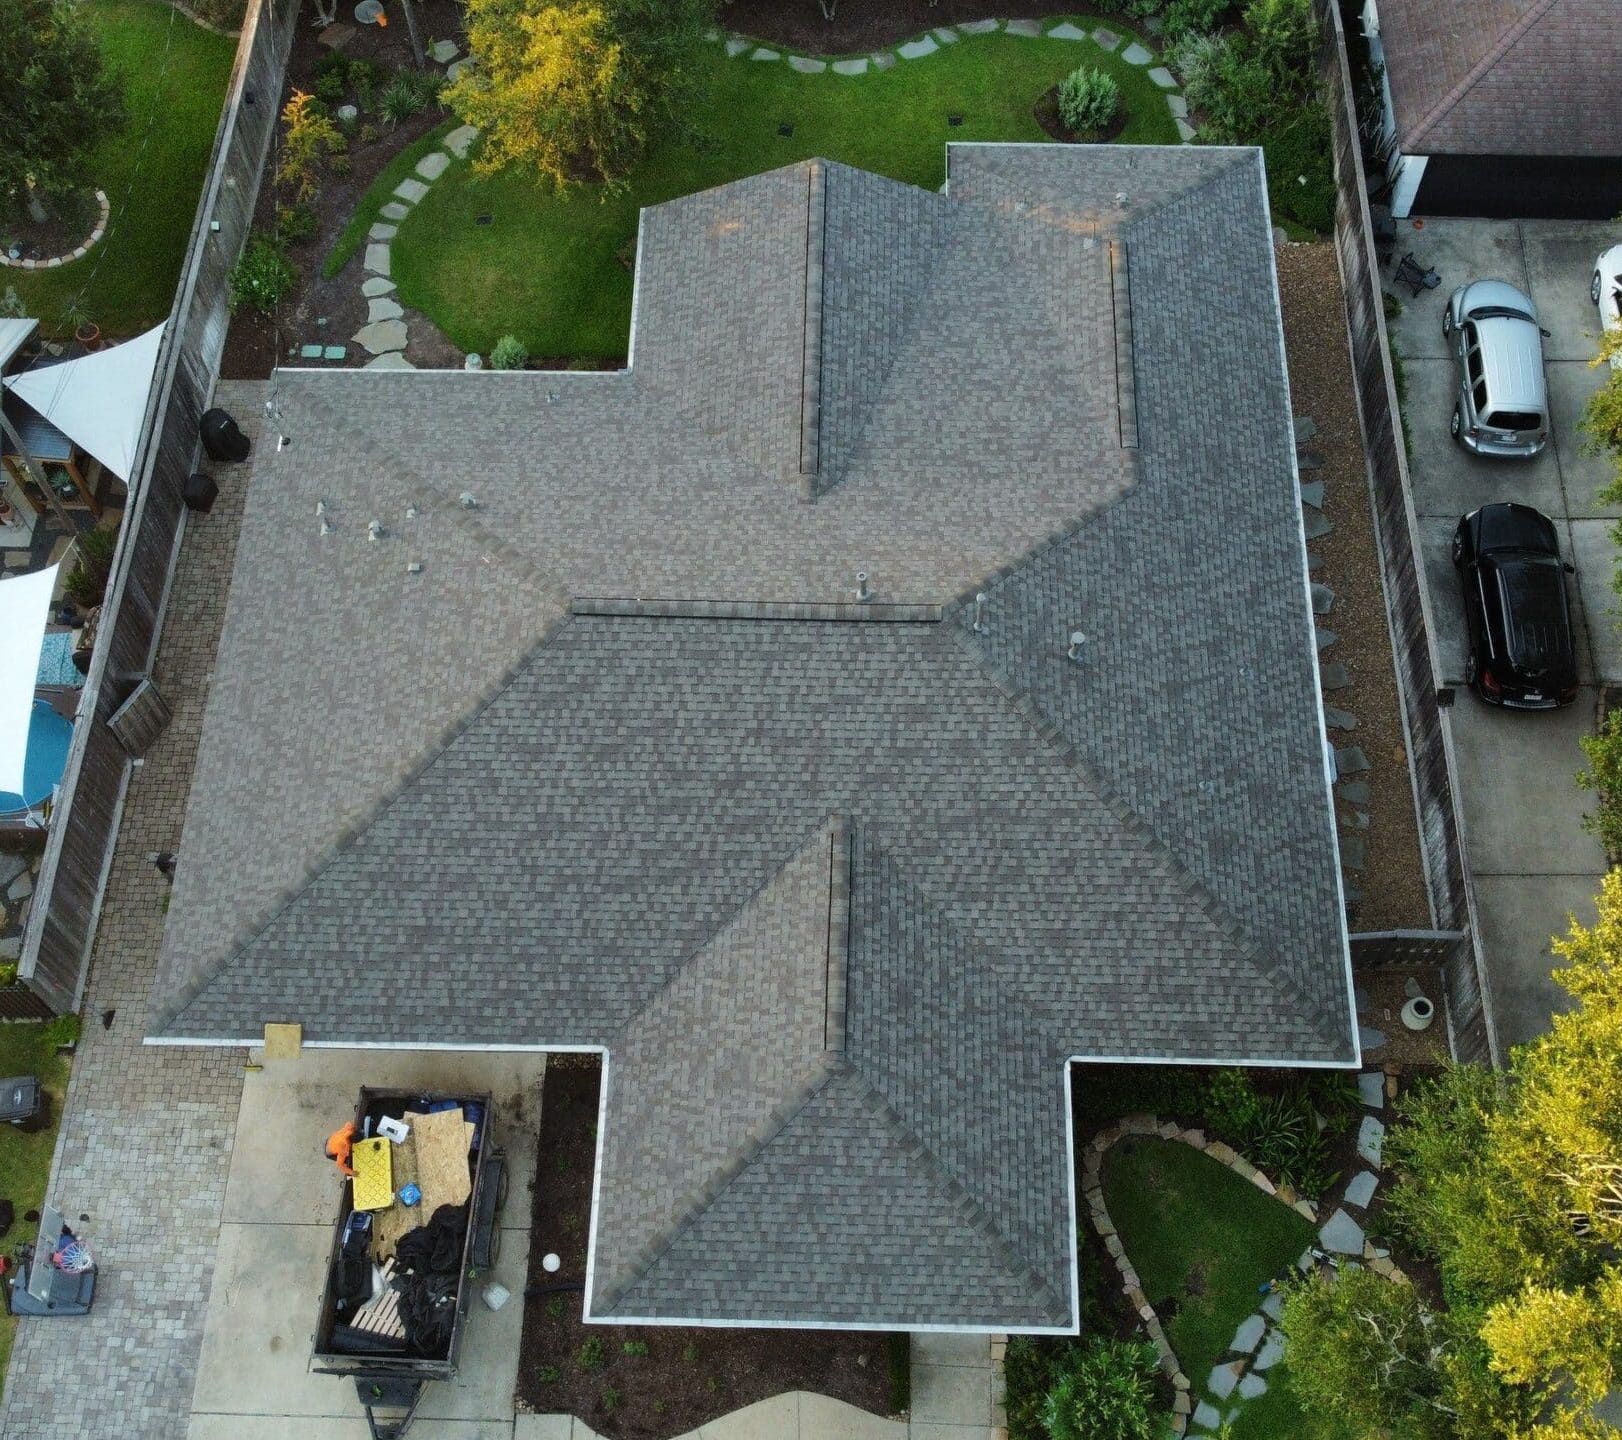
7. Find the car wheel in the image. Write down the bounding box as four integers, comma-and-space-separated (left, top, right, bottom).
1451, 532, 1465, 567
1442, 308, 1454, 338
1595, 271, 1605, 306
1450, 406, 1463, 443
1464, 652, 1478, 689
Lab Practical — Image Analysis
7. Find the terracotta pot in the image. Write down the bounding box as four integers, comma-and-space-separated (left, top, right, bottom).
74, 320, 102, 352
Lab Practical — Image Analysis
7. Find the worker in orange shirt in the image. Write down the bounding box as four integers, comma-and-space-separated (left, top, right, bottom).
324, 1120, 357, 1177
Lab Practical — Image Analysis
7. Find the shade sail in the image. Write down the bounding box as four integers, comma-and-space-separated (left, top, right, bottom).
0, 565, 59, 796
0, 319, 38, 372
3, 323, 165, 481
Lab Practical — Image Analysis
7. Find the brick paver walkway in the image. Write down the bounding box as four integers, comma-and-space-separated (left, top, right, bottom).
0, 382, 264, 1439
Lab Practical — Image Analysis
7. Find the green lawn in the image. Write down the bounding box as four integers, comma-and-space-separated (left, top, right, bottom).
388, 22, 1179, 359
1103, 1136, 1316, 1438
0, 1021, 72, 1404
4, 0, 235, 339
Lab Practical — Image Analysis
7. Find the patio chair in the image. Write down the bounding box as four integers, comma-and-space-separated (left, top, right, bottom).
1394, 252, 1440, 298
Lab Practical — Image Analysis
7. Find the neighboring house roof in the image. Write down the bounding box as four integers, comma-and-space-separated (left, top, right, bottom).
1373, 0, 1622, 156
151, 146, 1356, 1331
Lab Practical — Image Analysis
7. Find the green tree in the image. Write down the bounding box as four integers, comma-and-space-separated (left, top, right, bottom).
445, 0, 712, 192
0, 0, 126, 213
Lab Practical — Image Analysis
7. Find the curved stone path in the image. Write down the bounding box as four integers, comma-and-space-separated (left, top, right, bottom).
1, 189, 111, 271
353, 122, 480, 369
710, 17, 1194, 142
1084, 1078, 1407, 1436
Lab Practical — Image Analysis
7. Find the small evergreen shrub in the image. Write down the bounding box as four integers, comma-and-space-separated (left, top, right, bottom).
491, 334, 529, 370
381, 75, 426, 127
1042, 1338, 1159, 1440
228, 234, 296, 314
1579, 708, 1622, 859
1161, 0, 1236, 43
313, 69, 346, 106
359, 122, 382, 145
275, 203, 316, 246
1058, 66, 1121, 136
65, 525, 118, 608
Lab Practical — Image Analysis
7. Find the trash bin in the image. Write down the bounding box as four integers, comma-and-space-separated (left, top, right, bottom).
183, 471, 218, 514
1, 1075, 41, 1128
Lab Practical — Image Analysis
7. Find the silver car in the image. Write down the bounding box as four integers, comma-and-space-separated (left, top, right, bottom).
1442, 279, 1549, 458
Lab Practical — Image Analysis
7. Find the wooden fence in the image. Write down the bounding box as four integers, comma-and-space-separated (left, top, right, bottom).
1313, 0, 1498, 1065
10, 0, 295, 1015
1350, 930, 1470, 970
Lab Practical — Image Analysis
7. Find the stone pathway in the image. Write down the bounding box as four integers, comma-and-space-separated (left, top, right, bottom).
1083, 1078, 1409, 1437
707, 18, 1194, 142
351, 122, 479, 369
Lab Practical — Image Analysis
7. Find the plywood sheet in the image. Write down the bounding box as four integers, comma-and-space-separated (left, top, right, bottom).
407, 1108, 473, 1216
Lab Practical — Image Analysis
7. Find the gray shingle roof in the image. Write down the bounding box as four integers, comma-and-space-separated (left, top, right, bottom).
152, 146, 1355, 1331
1373, 0, 1622, 156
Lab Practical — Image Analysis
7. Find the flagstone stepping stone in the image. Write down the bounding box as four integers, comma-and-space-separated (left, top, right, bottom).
1311, 582, 1335, 615
446, 58, 470, 81
1232, 1313, 1266, 1353
1193, 1401, 1222, 1431
368, 297, 404, 323
1122, 41, 1153, 63
416, 151, 450, 182
318, 21, 356, 48
1300, 480, 1324, 507
443, 124, 479, 159
870, 51, 896, 68
1093, 27, 1121, 48
1357, 1072, 1384, 1109
1047, 21, 1089, 39
1325, 706, 1357, 731
832, 57, 868, 74
365, 352, 415, 370
1255, 1331, 1285, 1369
1316, 630, 1337, 653
750, 46, 780, 60
362, 275, 396, 297
1295, 414, 1318, 441
788, 55, 826, 71
899, 35, 938, 57
1358, 1115, 1385, 1167
1261, 1291, 1284, 1321
1335, 745, 1370, 774
1344, 1170, 1378, 1208
1168, 94, 1189, 118
380, 201, 410, 221
429, 38, 459, 62
353, 318, 407, 355
1319, 1207, 1365, 1254
1208, 1361, 1242, 1400
1177, 118, 1197, 142
1005, 18, 1041, 35
368, 222, 397, 241
364, 243, 391, 276
1148, 65, 1177, 87
1239, 1375, 1268, 1399
1340, 834, 1367, 870
1359, 1023, 1384, 1050
1321, 661, 1351, 689
1348, 809, 1370, 829
931, 27, 958, 43
1305, 509, 1332, 539
394, 177, 429, 204
958, 18, 999, 32
725, 35, 749, 55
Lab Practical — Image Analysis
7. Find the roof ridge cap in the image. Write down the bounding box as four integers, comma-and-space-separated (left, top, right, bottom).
798, 159, 826, 498
1116, 149, 1252, 230
1403, 0, 1562, 148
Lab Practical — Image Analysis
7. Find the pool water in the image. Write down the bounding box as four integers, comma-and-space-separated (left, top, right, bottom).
0, 700, 72, 815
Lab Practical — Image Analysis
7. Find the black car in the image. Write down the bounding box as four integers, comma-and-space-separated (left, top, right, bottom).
1451, 503, 1578, 709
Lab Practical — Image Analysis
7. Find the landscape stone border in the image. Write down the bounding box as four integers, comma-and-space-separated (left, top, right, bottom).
709, 19, 1195, 142
1, 190, 111, 270
1084, 1090, 1409, 1436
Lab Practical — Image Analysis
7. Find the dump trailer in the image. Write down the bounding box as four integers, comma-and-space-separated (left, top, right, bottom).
312, 1087, 507, 1440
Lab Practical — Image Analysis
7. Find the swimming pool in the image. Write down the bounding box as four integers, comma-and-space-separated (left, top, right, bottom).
0, 700, 72, 816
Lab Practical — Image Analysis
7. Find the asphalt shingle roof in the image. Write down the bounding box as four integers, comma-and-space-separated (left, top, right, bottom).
1373, 0, 1622, 156
152, 146, 1355, 1331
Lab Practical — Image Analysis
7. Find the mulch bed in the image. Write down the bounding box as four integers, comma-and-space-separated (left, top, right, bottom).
1275, 243, 1431, 932
516, 1056, 900, 1439
1, 190, 99, 265
722, 0, 1081, 54
1032, 86, 1127, 144
220, 0, 465, 379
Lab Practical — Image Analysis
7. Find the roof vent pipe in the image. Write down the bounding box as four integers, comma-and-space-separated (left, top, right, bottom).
971, 593, 987, 634
855, 571, 869, 603
368, 520, 384, 543
315, 499, 326, 516
1068, 630, 1087, 663
459, 492, 478, 510
319, 517, 333, 537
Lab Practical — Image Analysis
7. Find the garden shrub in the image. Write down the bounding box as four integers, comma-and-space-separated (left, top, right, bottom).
41, 1013, 81, 1050
278, 90, 346, 205
190, 0, 247, 28
351, 59, 391, 109
275, 203, 316, 246
314, 68, 346, 106
1161, 0, 1236, 44
1058, 66, 1121, 136
1246, 0, 1317, 76
381, 74, 427, 127
491, 334, 530, 370
1262, 104, 1335, 233
1041, 1338, 1159, 1440
1579, 707, 1622, 863
65, 525, 117, 608
228, 234, 296, 314
1168, 30, 1228, 90
359, 122, 381, 145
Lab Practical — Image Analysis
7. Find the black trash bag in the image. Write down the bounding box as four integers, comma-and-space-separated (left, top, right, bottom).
199, 409, 250, 463
394, 1203, 468, 1356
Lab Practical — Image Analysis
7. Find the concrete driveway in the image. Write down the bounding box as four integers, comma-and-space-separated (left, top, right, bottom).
185, 1047, 545, 1440
1386, 217, 1619, 1048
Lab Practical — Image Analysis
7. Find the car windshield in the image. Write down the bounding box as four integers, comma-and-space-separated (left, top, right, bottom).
1468, 305, 1535, 324
1487, 411, 1542, 432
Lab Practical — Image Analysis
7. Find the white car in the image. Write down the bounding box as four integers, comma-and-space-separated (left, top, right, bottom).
1594, 243, 1622, 366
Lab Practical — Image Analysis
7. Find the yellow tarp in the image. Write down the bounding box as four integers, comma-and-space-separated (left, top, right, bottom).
351, 1136, 394, 1212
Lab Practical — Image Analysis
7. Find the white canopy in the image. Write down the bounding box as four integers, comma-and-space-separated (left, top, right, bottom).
0, 565, 58, 796
3, 322, 165, 481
